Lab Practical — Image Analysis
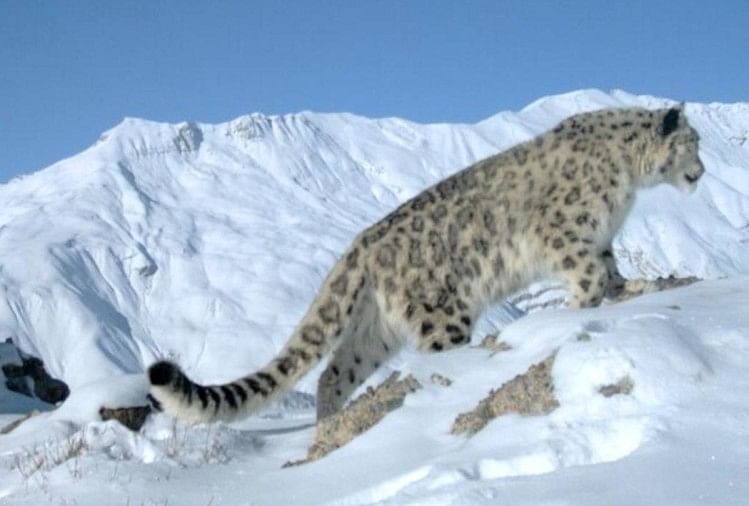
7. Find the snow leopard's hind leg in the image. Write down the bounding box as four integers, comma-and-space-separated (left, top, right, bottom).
316, 331, 401, 420
316, 299, 401, 420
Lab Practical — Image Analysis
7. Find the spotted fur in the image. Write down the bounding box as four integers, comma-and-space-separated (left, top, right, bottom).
148, 105, 704, 423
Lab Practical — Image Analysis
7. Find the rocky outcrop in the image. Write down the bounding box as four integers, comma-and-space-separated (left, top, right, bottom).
287, 372, 422, 466
452, 354, 559, 436
1, 341, 69, 405
99, 405, 151, 431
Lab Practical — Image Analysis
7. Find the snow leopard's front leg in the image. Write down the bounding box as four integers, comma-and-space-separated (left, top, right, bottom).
602, 248, 626, 299
555, 247, 609, 309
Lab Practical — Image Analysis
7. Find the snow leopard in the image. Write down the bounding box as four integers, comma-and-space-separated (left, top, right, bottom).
147, 104, 704, 423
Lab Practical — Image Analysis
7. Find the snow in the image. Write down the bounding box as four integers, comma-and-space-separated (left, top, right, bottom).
1, 278, 748, 505
0, 89, 748, 504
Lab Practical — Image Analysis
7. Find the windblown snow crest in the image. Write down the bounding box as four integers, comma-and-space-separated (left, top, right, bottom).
0, 89, 748, 392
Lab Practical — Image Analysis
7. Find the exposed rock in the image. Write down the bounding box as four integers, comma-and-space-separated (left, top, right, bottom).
24, 357, 70, 404
1, 345, 69, 405
477, 334, 512, 353
286, 372, 421, 466
1, 361, 26, 378
576, 331, 593, 342
598, 376, 634, 397
609, 276, 700, 302
174, 122, 203, 152
2, 362, 33, 397
99, 405, 152, 431
430, 373, 453, 387
452, 353, 559, 436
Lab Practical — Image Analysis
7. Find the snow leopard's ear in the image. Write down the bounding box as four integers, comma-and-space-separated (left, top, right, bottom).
658, 103, 684, 137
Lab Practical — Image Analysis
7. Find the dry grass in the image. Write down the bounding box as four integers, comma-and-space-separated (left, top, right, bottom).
12, 434, 88, 481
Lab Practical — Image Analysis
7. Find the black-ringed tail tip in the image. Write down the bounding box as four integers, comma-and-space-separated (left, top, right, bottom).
149, 360, 179, 386
146, 393, 162, 412
146, 359, 259, 423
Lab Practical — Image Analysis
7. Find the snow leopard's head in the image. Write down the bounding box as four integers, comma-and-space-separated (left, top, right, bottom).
643, 105, 705, 194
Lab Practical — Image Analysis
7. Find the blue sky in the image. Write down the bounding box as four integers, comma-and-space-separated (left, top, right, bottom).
1, 1, 747, 183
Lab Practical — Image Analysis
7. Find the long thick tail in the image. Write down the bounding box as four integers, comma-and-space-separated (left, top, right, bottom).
147, 247, 366, 424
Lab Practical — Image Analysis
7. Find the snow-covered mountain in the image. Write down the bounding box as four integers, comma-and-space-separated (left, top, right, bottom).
0, 89, 748, 393
1, 89, 749, 506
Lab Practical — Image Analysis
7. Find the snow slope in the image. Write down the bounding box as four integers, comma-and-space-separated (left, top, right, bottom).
1, 277, 747, 505
0, 89, 748, 504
